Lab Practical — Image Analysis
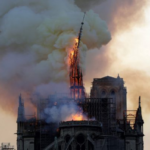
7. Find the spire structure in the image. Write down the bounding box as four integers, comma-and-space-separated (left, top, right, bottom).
69, 13, 86, 101
139, 96, 141, 107
117, 74, 120, 79
136, 96, 143, 122
17, 94, 25, 122
134, 96, 144, 133
77, 12, 86, 49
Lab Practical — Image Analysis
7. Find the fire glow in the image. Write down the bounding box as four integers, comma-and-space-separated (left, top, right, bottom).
66, 112, 87, 121
68, 38, 78, 66
69, 37, 85, 100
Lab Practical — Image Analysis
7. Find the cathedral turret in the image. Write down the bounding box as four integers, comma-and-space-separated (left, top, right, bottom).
17, 94, 25, 150
134, 96, 144, 150
17, 94, 25, 122
135, 96, 144, 133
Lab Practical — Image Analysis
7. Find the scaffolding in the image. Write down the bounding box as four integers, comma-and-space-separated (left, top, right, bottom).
19, 119, 57, 150
123, 110, 137, 129
84, 98, 116, 135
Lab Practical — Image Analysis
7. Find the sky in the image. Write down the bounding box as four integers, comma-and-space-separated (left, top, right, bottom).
0, 0, 150, 149
84, 0, 150, 149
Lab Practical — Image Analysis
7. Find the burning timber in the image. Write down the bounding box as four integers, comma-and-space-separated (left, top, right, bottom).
69, 13, 86, 101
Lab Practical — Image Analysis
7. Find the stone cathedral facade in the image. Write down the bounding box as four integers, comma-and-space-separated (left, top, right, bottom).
17, 75, 144, 150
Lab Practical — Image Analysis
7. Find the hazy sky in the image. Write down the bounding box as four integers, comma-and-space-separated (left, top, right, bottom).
0, 0, 150, 149
84, 1, 150, 149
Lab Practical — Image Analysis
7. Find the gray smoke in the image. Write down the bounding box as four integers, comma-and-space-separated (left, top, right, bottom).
0, 0, 111, 113
75, 0, 105, 10
93, 0, 147, 32
83, 0, 147, 91
44, 101, 87, 123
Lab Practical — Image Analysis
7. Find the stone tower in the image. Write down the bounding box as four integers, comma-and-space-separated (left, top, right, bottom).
90, 75, 127, 119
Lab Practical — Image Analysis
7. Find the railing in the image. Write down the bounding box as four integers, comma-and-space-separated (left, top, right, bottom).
59, 120, 102, 127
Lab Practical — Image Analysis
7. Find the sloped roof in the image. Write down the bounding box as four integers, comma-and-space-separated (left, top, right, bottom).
94, 76, 118, 81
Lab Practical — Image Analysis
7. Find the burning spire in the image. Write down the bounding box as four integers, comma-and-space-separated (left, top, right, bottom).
69, 13, 86, 101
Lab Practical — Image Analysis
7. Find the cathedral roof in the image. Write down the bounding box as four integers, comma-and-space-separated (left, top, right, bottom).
99, 76, 116, 80
94, 75, 123, 81
94, 76, 116, 80
92, 75, 125, 87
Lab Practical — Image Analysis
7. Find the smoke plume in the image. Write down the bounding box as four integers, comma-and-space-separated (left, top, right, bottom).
43, 101, 87, 123
83, 0, 147, 91
93, 0, 147, 32
75, 0, 105, 10
0, 0, 111, 114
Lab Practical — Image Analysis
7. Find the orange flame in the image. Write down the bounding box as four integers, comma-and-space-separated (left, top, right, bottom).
67, 38, 77, 66
72, 113, 85, 121
66, 113, 87, 121
75, 38, 79, 43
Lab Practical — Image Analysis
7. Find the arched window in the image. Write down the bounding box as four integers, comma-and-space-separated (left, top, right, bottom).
65, 135, 72, 150
111, 90, 115, 96
110, 89, 116, 120
65, 135, 71, 143
88, 141, 94, 150
76, 134, 85, 150
76, 134, 85, 144
101, 90, 106, 97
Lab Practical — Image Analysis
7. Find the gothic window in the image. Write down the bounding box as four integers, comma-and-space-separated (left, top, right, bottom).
75, 134, 85, 150
110, 90, 116, 103
59, 145, 61, 150
65, 135, 72, 150
101, 90, 106, 97
76, 134, 85, 144
88, 141, 94, 150
65, 135, 71, 143
111, 90, 115, 96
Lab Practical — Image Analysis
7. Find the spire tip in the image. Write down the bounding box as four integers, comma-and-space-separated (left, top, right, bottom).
139, 96, 141, 107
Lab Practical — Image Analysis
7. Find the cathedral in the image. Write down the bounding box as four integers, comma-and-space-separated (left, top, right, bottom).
16, 15, 144, 150
16, 75, 144, 150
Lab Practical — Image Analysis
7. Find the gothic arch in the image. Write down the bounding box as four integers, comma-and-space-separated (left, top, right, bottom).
87, 135, 95, 150
44, 138, 64, 150
99, 88, 108, 98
